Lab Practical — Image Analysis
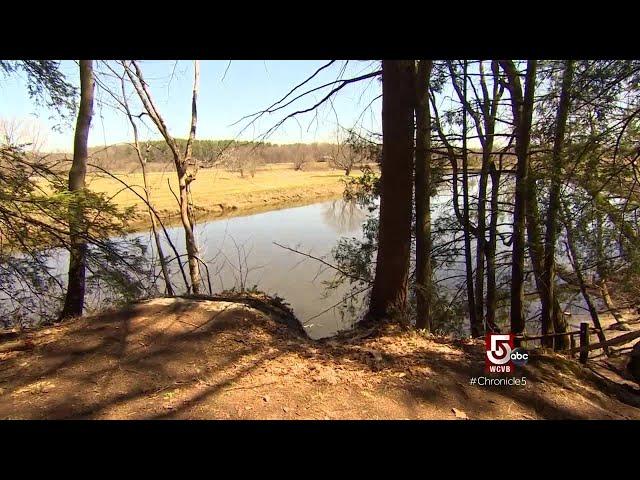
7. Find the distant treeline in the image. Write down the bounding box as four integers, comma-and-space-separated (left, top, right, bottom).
62, 140, 341, 172
42, 138, 492, 173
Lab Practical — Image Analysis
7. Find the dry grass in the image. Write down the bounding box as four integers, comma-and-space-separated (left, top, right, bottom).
85, 162, 371, 231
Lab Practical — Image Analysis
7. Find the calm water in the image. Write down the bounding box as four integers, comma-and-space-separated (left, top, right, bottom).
14, 174, 596, 337
136, 199, 369, 339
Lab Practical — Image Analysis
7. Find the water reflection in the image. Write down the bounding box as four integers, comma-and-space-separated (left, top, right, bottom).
321, 200, 369, 234
144, 174, 589, 338
159, 198, 368, 339
14, 173, 593, 339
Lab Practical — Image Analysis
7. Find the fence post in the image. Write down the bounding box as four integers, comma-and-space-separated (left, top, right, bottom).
579, 322, 589, 364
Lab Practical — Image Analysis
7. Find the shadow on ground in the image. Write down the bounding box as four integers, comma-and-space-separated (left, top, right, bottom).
1, 297, 639, 420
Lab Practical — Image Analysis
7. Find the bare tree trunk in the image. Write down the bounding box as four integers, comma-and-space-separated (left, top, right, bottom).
116, 74, 174, 296
562, 209, 609, 355
525, 169, 555, 346
542, 59, 574, 349
461, 61, 480, 336
486, 157, 502, 331
429, 91, 474, 233
479, 61, 504, 333
414, 60, 433, 331
60, 60, 94, 320
474, 153, 488, 330
369, 60, 415, 321
448, 60, 504, 333
182, 60, 202, 294
501, 59, 537, 340
140, 150, 174, 296
125, 60, 202, 294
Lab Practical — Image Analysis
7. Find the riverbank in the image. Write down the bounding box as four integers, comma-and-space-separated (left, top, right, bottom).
1, 296, 639, 419
86, 162, 371, 233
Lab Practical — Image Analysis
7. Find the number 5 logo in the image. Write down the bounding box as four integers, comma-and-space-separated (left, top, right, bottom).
486, 334, 513, 365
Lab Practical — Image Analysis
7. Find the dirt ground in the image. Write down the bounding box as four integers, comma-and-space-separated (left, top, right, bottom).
84, 162, 371, 232
1, 297, 639, 420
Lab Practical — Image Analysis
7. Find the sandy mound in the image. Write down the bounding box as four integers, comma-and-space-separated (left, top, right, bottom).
1, 297, 639, 419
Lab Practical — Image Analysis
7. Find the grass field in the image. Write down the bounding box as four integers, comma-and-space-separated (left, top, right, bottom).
86, 162, 371, 231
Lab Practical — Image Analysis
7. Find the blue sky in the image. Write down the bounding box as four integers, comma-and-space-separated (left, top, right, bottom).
0, 60, 383, 152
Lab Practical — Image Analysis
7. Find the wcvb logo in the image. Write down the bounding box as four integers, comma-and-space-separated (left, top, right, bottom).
485, 334, 528, 373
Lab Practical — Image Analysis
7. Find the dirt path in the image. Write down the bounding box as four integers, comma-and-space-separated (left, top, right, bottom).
1, 297, 639, 420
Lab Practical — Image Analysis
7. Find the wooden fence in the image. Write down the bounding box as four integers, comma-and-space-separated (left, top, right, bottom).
515, 323, 640, 364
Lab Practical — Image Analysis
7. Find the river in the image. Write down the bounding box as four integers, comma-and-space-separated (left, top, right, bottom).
8, 174, 598, 338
